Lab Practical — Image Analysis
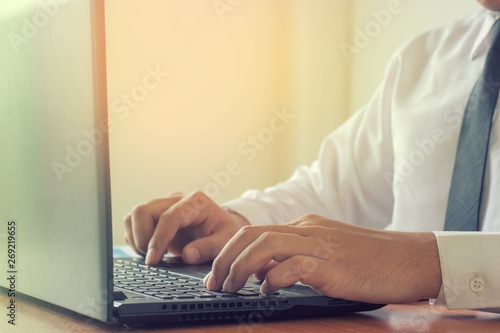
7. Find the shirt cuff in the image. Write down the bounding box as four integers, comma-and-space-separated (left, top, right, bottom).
432, 231, 500, 311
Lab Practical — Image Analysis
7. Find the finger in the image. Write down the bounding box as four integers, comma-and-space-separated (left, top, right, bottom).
261, 255, 331, 295
181, 229, 233, 264
203, 271, 212, 286
130, 197, 182, 254
209, 225, 320, 291
123, 213, 140, 255
254, 261, 279, 282
125, 233, 140, 256
223, 232, 323, 293
146, 191, 214, 265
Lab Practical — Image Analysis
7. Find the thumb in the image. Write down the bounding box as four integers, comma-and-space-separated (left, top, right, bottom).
182, 231, 228, 265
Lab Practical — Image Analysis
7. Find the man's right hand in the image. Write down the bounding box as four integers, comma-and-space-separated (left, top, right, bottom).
123, 191, 250, 266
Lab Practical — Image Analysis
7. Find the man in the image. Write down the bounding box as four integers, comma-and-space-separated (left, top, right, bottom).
124, 0, 500, 311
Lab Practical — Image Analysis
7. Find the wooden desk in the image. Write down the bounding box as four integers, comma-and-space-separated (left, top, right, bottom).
2, 292, 500, 333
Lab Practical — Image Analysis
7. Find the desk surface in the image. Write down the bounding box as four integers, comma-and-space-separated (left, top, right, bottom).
2, 292, 500, 333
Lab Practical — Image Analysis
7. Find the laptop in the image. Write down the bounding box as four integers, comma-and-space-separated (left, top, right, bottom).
0, 0, 384, 327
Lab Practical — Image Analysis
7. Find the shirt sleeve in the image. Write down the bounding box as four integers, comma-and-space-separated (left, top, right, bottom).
223, 53, 402, 230
431, 231, 500, 313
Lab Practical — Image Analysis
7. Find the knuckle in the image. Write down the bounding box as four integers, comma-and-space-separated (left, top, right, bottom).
289, 255, 303, 266
131, 203, 149, 220
135, 240, 149, 254
190, 190, 206, 201
258, 231, 279, 247
167, 191, 185, 198
265, 270, 279, 285
159, 209, 170, 220
290, 255, 308, 270
289, 214, 322, 226
300, 213, 320, 221
228, 261, 243, 277
292, 255, 318, 275
211, 256, 226, 274
187, 191, 211, 209
238, 224, 258, 237
123, 213, 131, 226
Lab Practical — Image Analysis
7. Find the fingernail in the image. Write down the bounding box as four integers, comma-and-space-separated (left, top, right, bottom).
207, 273, 217, 291
145, 248, 156, 265
203, 271, 211, 286
260, 281, 269, 295
222, 277, 232, 292
185, 247, 200, 264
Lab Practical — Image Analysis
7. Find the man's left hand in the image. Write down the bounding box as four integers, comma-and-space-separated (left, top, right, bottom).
204, 214, 442, 304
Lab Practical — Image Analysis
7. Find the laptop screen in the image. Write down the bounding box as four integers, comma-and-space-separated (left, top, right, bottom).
0, 0, 112, 322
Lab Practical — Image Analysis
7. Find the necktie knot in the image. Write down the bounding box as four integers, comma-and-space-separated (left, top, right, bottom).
490, 19, 500, 52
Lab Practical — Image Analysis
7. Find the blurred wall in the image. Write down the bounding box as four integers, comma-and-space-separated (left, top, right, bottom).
106, 0, 351, 245
107, 0, 481, 245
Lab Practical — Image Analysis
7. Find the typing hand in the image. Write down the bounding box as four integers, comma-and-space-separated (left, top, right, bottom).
124, 191, 249, 266
204, 214, 442, 304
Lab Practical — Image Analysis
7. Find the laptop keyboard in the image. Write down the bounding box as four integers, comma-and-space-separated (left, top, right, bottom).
113, 259, 278, 300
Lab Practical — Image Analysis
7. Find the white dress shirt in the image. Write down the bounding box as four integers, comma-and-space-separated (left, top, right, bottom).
224, 9, 500, 312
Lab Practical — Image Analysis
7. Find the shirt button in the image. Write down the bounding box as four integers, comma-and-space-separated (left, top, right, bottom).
470, 277, 485, 293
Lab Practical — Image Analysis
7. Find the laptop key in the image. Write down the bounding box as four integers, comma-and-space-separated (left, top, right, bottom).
171, 293, 196, 299
144, 286, 166, 290
187, 292, 216, 298
207, 291, 239, 298
115, 283, 131, 288
114, 280, 130, 284
237, 290, 260, 297
157, 295, 174, 300
152, 282, 175, 286
118, 285, 134, 291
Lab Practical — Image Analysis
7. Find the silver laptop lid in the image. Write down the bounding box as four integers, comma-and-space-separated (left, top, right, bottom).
0, 0, 112, 322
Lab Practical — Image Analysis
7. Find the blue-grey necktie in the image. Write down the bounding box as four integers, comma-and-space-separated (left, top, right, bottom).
444, 19, 500, 231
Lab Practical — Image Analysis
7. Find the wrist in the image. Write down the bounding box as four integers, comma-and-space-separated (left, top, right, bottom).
222, 206, 250, 229
414, 232, 443, 300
